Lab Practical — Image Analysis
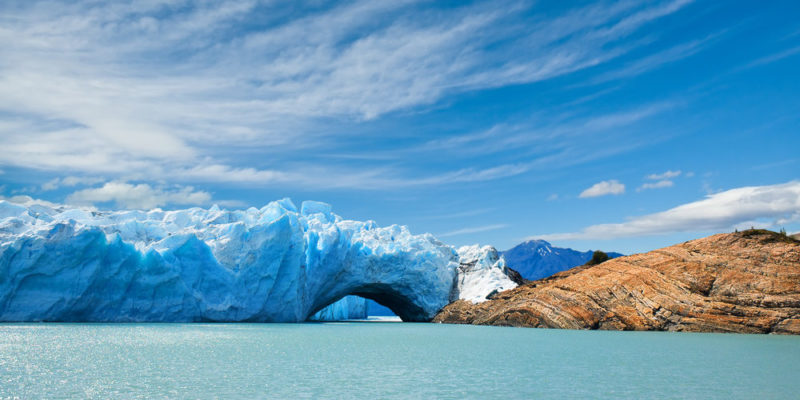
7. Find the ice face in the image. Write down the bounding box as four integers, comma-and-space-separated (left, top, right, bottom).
309, 295, 367, 321
454, 245, 519, 303
0, 199, 516, 322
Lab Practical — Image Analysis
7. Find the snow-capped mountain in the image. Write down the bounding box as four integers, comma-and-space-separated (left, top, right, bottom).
501, 239, 623, 281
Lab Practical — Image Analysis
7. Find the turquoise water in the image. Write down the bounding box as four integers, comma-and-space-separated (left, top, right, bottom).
1, 323, 799, 399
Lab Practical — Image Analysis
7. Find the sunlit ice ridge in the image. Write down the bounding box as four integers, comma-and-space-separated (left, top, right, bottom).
0, 199, 516, 322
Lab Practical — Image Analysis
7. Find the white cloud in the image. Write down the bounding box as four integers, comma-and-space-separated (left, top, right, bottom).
587, 31, 723, 85
579, 180, 626, 198
0, 194, 67, 209
65, 182, 212, 210
735, 45, 800, 72
637, 179, 674, 191
582, 103, 675, 131
638, 169, 683, 191
646, 170, 681, 180
438, 224, 509, 238
420, 102, 675, 155
539, 181, 800, 240
0, 1, 693, 189
6, 186, 243, 210
42, 176, 106, 191
395, 102, 677, 187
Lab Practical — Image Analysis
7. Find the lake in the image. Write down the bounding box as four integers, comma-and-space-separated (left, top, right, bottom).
1, 322, 798, 399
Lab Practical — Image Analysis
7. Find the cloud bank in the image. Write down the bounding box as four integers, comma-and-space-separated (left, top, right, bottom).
540, 181, 800, 240
65, 182, 212, 210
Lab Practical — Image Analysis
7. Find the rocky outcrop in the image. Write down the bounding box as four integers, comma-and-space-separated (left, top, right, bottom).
434, 230, 800, 334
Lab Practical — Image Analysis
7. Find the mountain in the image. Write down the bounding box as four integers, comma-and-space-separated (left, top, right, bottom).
435, 229, 800, 334
500, 239, 623, 281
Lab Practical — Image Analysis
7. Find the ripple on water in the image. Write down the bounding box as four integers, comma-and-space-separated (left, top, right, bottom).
0, 323, 799, 399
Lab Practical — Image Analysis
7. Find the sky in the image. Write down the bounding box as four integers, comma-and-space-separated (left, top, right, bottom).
0, 0, 798, 254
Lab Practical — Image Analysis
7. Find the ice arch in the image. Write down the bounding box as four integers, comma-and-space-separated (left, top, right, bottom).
309, 295, 367, 321
0, 199, 516, 322
310, 284, 437, 322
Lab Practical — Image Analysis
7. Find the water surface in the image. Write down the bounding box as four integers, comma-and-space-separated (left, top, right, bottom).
1, 323, 798, 399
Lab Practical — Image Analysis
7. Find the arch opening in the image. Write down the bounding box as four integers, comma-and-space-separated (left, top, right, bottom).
308, 283, 429, 322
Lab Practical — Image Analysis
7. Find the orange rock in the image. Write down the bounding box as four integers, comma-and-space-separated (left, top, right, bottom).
433, 230, 800, 334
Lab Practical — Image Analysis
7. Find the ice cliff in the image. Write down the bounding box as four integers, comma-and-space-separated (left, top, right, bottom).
309, 295, 367, 321
454, 245, 518, 302
0, 199, 516, 322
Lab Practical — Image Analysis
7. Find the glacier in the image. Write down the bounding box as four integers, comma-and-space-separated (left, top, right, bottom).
0, 199, 516, 322
309, 295, 367, 321
455, 245, 518, 303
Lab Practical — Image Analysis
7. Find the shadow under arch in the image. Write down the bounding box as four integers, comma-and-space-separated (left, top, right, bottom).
309, 283, 430, 322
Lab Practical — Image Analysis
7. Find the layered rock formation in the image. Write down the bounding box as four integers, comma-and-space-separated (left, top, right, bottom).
434, 230, 800, 334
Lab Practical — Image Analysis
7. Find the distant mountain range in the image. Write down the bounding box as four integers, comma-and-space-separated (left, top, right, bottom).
501, 239, 623, 281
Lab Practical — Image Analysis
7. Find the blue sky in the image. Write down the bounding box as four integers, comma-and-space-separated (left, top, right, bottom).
0, 0, 798, 254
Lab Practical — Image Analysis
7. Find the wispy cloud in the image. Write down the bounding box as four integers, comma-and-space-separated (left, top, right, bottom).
65, 182, 212, 209
582, 102, 676, 131
423, 101, 676, 156
638, 170, 681, 191
0, 0, 694, 191
0, 194, 66, 209
438, 224, 509, 238
638, 180, 674, 191
579, 180, 626, 198
751, 159, 797, 171
377, 100, 679, 189
42, 176, 106, 191
736, 45, 800, 71
587, 31, 723, 85
539, 181, 800, 240
646, 170, 682, 180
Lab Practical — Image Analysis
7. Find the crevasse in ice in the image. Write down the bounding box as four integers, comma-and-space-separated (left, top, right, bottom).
0, 199, 516, 322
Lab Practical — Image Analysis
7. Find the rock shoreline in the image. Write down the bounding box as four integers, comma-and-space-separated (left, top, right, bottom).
434, 230, 800, 334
